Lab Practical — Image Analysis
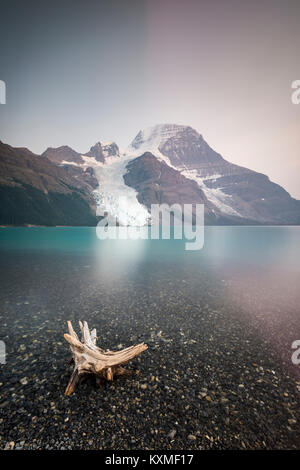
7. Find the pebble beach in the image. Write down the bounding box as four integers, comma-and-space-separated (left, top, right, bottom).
0, 241, 299, 450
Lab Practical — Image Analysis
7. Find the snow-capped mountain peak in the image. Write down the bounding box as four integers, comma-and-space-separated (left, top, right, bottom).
85, 141, 120, 162
129, 123, 195, 148
126, 124, 241, 216
127, 123, 199, 166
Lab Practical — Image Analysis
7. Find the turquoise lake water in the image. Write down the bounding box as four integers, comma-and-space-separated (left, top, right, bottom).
0, 226, 299, 380
0, 226, 299, 449
0, 226, 300, 271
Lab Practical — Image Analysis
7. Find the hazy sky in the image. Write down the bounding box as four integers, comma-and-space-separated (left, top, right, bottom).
0, 0, 299, 197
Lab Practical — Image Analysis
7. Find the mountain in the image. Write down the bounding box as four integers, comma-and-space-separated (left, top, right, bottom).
0, 141, 98, 226
124, 152, 224, 224
1, 124, 299, 226
42, 141, 120, 165
85, 141, 120, 162
41, 145, 83, 165
127, 124, 300, 224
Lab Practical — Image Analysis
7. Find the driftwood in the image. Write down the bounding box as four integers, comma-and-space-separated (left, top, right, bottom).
64, 321, 148, 396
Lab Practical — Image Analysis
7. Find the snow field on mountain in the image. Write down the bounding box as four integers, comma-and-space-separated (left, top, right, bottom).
92, 155, 149, 226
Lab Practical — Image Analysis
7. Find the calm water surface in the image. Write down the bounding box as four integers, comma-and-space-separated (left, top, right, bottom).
0, 226, 299, 379
0, 226, 300, 449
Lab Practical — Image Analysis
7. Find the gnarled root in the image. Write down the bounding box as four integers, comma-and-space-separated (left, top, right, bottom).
64, 320, 147, 396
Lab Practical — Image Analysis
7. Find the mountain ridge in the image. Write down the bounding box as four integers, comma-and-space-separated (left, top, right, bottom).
0, 140, 98, 226
126, 124, 300, 224
1, 123, 299, 226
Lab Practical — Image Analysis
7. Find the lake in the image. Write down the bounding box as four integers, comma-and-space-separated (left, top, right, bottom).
0, 226, 299, 449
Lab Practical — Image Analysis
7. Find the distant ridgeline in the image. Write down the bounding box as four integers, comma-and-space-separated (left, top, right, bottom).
1, 124, 300, 226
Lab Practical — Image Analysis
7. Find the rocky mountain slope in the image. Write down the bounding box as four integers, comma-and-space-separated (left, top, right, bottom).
0, 141, 98, 226
124, 152, 222, 224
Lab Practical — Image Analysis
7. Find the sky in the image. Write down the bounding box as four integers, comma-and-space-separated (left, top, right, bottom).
0, 0, 299, 197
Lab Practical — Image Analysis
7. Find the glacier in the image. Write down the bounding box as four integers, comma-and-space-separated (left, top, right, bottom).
91, 154, 149, 226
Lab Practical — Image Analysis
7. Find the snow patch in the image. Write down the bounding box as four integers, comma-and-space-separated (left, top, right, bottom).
80, 155, 103, 167
61, 160, 80, 167
182, 169, 241, 216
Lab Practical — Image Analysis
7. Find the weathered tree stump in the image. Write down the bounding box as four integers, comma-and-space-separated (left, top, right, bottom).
64, 321, 148, 396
